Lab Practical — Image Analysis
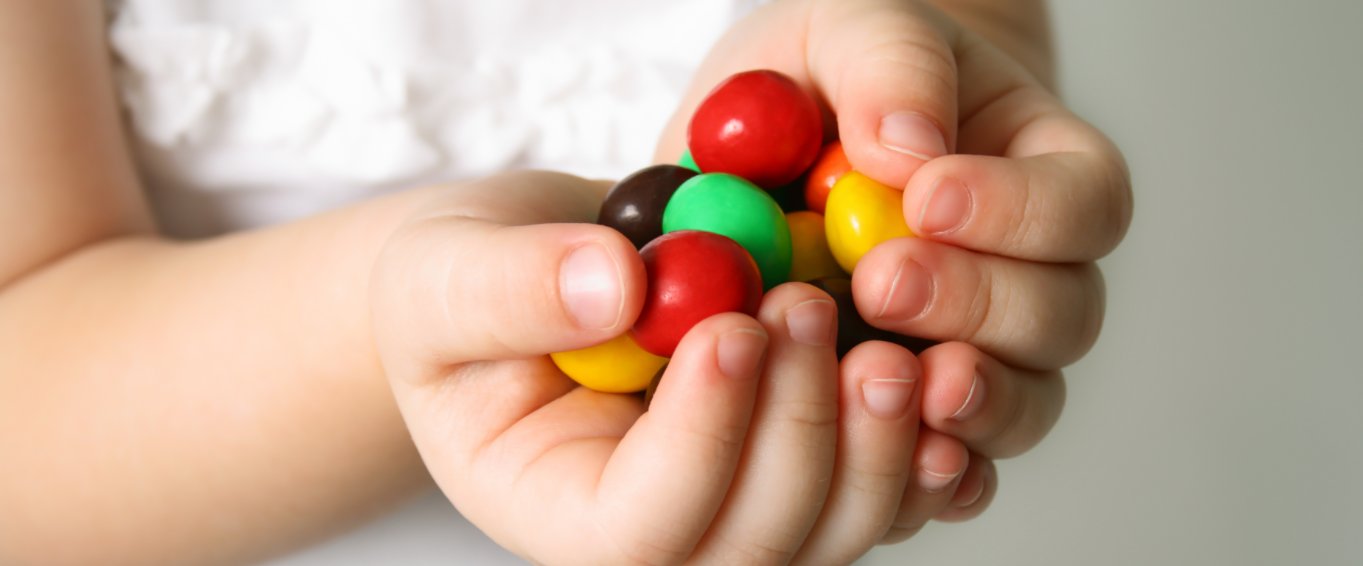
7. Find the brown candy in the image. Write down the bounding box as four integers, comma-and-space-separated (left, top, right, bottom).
808, 277, 935, 358
599, 164, 698, 249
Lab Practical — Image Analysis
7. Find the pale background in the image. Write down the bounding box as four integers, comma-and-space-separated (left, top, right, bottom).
273, 1, 1363, 564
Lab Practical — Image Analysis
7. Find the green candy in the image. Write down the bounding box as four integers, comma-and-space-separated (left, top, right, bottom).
678, 149, 701, 172
663, 173, 792, 289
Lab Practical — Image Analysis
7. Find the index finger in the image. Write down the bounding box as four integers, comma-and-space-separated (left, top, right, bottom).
902, 31, 1133, 262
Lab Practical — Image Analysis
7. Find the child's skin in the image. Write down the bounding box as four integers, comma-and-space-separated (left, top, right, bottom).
0, 1, 1129, 564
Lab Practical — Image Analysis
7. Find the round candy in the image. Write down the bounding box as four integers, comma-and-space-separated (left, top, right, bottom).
824, 171, 913, 273
678, 149, 700, 173
550, 332, 669, 393
687, 69, 823, 189
631, 230, 764, 357
807, 277, 936, 358
662, 173, 792, 289
786, 211, 845, 282
804, 141, 852, 214
599, 165, 698, 249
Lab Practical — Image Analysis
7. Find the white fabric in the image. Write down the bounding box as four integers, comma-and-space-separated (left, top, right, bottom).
108, 0, 759, 237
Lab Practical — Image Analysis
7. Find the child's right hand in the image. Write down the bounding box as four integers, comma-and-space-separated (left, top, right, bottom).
371, 170, 1047, 564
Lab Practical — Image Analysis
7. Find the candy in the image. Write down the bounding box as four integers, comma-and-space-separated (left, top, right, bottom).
662, 173, 792, 289
631, 231, 763, 357
599, 165, 698, 249
824, 171, 914, 272
807, 277, 935, 358
785, 211, 844, 282
550, 333, 668, 393
804, 141, 851, 214
687, 70, 823, 189
678, 150, 700, 172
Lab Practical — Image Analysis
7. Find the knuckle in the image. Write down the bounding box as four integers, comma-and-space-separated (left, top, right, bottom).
955, 262, 997, 347
774, 397, 840, 433
609, 530, 690, 566
673, 419, 748, 463
713, 533, 799, 566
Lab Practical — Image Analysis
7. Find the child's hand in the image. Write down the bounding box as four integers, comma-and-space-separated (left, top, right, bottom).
371, 171, 1044, 563
658, 0, 1128, 514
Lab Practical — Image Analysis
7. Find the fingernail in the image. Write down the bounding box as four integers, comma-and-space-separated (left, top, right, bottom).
950, 373, 986, 422
560, 243, 623, 330
717, 328, 768, 379
955, 476, 985, 507
918, 465, 961, 494
785, 300, 836, 346
861, 378, 917, 420
879, 112, 948, 161
919, 178, 972, 235
875, 259, 933, 321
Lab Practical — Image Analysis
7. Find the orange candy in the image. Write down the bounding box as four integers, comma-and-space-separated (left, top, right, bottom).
803, 141, 852, 214
785, 211, 845, 282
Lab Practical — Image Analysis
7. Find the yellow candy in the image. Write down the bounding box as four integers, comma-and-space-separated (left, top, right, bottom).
785, 211, 845, 282
550, 333, 668, 393
824, 171, 914, 273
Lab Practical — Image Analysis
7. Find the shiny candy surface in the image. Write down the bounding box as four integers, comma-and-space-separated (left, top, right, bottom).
824, 171, 913, 273
687, 70, 823, 189
550, 333, 669, 393
785, 211, 844, 282
807, 277, 936, 358
599, 165, 698, 249
662, 173, 792, 289
631, 231, 764, 357
804, 141, 852, 214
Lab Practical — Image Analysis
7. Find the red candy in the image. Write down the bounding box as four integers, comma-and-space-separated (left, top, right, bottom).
804, 141, 852, 214
631, 231, 764, 357
687, 70, 823, 189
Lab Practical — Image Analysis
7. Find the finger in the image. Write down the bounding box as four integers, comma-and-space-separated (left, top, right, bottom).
597, 313, 769, 564
690, 284, 840, 563
919, 341, 1065, 459
903, 152, 1132, 262
880, 427, 969, 544
933, 452, 997, 523
372, 172, 646, 372
852, 238, 1106, 369
902, 30, 1132, 261
806, 0, 959, 188
794, 341, 922, 565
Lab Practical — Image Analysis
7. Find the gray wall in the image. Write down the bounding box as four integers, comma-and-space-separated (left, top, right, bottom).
866, 1, 1363, 564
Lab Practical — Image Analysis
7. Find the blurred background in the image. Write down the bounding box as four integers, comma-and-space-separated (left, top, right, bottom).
273, 1, 1363, 564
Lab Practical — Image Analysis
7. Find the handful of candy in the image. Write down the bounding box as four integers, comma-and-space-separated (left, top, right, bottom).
552, 69, 931, 394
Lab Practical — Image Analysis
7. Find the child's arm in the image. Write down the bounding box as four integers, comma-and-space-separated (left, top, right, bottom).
0, 4, 432, 563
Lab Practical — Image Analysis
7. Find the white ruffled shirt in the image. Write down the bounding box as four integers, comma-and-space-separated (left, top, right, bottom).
109, 0, 759, 237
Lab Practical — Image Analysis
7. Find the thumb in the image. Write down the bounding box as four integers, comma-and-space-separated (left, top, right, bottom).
807, 0, 960, 189
372, 172, 646, 373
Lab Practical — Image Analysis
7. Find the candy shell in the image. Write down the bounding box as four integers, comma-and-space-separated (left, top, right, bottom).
824, 172, 913, 273
631, 231, 764, 357
550, 333, 669, 393
785, 211, 844, 282
804, 141, 851, 214
678, 150, 700, 172
662, 173, 792, 289
599, 165, 698, 249
687, 70, 823, 188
